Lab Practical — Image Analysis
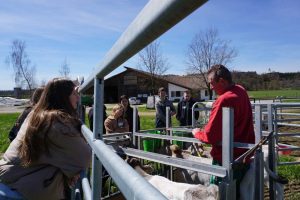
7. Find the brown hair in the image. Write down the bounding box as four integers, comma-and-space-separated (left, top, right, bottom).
158, 87, 165, 93
19, 78, 80, 166
207, 64, 232, 83
120, 95, 128, 102
31, 87, 44, 105
184, 90, 191, 95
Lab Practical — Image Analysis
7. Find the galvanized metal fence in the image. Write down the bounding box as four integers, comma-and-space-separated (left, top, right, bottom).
73, 0, 300, 198
76, 0, 209, 199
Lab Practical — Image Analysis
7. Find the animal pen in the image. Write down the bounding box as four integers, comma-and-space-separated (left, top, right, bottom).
74, 0, 300, 200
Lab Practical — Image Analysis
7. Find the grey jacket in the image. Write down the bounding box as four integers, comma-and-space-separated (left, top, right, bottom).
0, 113, 91, 200
155, 98, 175, 128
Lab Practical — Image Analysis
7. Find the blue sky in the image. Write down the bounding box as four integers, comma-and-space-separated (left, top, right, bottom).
1, 0, 299, 90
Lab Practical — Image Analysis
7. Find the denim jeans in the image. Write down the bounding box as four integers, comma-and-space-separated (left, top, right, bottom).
0, 183, 24, 200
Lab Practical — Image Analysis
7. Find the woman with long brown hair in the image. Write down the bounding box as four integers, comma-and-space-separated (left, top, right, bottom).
0, 78, 91, 200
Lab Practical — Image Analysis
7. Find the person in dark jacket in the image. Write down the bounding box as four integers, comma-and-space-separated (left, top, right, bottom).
120, 95, 140, 132
88, 104, 107, 133
8, 87, 44, 142
155, 87, 176, 128
176, 90, 199, 126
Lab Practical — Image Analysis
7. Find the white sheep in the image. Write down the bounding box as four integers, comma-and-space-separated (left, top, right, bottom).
169, 144, 212, 186
169, 144, 285, 200
127, 158, 219, 200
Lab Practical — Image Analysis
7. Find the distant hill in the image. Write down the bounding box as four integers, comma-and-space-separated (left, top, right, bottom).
231, 71, 300, 91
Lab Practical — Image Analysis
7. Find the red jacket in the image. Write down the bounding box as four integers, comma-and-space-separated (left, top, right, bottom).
194, 84, 254, 163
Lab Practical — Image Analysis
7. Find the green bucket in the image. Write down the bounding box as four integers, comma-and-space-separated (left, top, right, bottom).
143, 130, 161, 152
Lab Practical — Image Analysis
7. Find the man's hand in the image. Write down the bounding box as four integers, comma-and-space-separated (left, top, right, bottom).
192, 128, 201, 137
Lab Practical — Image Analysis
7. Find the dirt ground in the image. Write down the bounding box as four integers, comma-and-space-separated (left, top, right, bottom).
0, 105, 26, 113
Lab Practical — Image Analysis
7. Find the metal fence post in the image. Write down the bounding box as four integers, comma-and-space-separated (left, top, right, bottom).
267, 104, 276, 200
133, 106, 137, 147
220, 107, 235, 200
165, 106, 173, 180
91, 77, 104, 200
254, 105, 264, 200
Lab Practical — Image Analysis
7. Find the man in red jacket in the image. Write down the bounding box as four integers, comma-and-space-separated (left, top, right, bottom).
192, 64, 255, 199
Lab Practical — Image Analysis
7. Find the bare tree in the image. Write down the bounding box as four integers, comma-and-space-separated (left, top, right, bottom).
186, 28, 237, 99
138, 41, 169, 95
59, 58, 70, 77
40, 79, 47, 87
6, 39, 36, 92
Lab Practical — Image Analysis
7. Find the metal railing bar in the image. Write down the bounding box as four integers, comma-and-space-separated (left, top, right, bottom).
108, 146, 227, 177
102, 132, 131, 138
278, 161, 300, 166
81, 172, 92, 200
133, 132, 201, 143
277, 147, 300, 151
277, 132, 300, 137
134, 132, 255, 149
79, 0, 208, 93
276, 113, 300, 116
276, 123, 300, 127
275, 118, 300, 122
81, 125, 167, 200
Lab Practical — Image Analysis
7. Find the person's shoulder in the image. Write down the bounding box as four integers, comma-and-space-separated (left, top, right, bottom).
105, 116, 115, 122
50, 120, 80, 137
178, 99, 184, 104
127, 106, 133, 112
234, 84, 247, 91
166, 99, 173, 104
155, 100, 162, 106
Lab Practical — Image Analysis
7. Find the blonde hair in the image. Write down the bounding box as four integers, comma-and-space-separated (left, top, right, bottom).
111, 104, 124, 117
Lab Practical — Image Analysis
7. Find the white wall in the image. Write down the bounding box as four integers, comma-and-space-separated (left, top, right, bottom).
200, 89, 216, 100
168, 83, 187, 101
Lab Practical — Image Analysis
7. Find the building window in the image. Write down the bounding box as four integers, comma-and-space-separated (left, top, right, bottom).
171, 91, 175, 97
205, 90, 208, 96
176, 91, 181, 97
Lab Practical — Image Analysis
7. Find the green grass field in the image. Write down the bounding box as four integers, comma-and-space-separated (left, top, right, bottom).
0, 113, 19, 152
248, 89, 300, 99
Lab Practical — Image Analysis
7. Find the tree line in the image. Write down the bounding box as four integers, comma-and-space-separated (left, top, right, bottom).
232, 71, 300, 91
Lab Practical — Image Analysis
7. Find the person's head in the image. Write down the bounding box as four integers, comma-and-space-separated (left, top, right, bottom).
120, 95, 129, 108
31, 87, 44, 105
35, 77, 79, 115
111, 104, 124, 119
183, 90, 191, 101
158, 87, 166, 99
207, 64, 233, 95
19, 78, 81, 166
